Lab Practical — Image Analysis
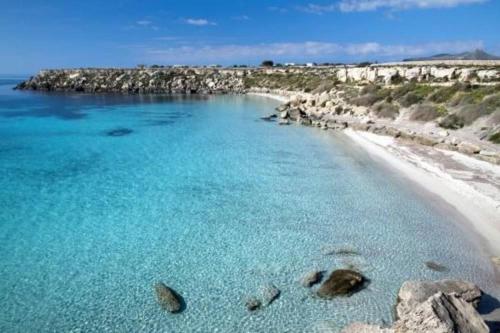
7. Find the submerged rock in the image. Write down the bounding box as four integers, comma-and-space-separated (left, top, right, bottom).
245, 297, 262, 311
260, 114, 277, 122
395, 280, 482, 319
105, 128, 133, 137
394, 292, 489, 333
317, 269, 365, 298
300, 270, 324, 288
260, 284, 280, 305
154, 282, 183, 313
425, 261, 450, 273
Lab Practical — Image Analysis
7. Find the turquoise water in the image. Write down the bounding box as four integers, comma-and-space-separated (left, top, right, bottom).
0, 77, 497, 332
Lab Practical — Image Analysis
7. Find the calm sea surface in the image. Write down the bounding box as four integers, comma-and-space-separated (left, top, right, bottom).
0, 76, 497, 332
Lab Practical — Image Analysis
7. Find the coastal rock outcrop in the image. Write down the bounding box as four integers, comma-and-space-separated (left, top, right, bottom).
154, 282, 183, 313
317, 269, 366, 298
342, 280, 489, 333
394, 292, 489, 333
395, 280, 482, 319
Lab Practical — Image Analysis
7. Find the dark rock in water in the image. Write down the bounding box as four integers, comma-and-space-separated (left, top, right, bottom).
300, 270, 324, 288
260, 284, 280, 305
260, 114, 277, 122
105, 128, 133, 137
317, 269, 366, 298
245, 297, 262, 311
425, 261, 449, 272
323, 246, 360, 256
154, 282, 183, 313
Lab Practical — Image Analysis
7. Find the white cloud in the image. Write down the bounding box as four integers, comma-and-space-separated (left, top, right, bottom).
338, 0, 488, 12
136, 20, 152, 26
185, 18, 216, 26
144, 40, 483, 63
296, 4, 337, 14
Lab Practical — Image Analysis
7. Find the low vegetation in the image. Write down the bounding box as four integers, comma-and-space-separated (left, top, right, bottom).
489, 132, 500, 143
409, 104, 447, 121
372, 102, 399, 119
243, 72, 339, 93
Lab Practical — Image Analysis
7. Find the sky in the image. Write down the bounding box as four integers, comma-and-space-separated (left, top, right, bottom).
1, 0, 499, 74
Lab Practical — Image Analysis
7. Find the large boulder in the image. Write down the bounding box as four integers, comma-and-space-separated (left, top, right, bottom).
396, 280, 482, 319
154, 282, 183, 313
317, 269, 366, 298
394, 292, 489, 333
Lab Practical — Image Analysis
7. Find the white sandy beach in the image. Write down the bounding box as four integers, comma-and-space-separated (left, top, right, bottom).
344, 129, 500, 260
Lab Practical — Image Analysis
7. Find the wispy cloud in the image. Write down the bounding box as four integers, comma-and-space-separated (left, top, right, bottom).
296, 4, 337, 14
296, 0, 488, 13
143, 40, 483, 63
268, 6, 289, 13
184, 18, 216, 26
232, 15, 250, 21
136, 20, 152, 26
339, 0, 488, 12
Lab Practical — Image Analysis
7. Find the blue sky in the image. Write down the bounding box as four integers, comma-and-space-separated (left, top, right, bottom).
1, 0, 499, 73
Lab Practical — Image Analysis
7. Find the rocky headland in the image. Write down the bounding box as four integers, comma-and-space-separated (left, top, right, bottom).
16, 64, 500, 163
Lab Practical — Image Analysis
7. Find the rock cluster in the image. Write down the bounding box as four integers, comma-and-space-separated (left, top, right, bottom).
342, 279, 488, 333
275, 91, 500, 164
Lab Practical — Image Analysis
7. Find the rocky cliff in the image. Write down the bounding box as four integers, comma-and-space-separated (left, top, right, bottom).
16, 64, 500, 94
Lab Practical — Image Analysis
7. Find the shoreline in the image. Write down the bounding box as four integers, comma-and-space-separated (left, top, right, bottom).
246, 91, 500, 263
343, 129, 500, 262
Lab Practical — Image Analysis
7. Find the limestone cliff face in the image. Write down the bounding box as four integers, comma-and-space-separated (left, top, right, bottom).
16, 68, 248, 94
16, 64, 500, 94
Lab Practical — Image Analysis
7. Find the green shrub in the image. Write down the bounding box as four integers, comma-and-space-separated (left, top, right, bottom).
454, 93, 500, 125
428, 83, 470, 103
439, 114, 465, 129
351, 93, 381, 106
489, 132, 500, 144
400, 92, 424, 107
409, 104, 443, 121
373, 102, 399, 119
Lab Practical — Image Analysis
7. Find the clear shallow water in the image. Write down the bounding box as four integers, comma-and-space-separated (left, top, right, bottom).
0, 78, 497, 333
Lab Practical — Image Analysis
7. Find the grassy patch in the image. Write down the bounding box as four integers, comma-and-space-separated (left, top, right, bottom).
428, 83, 469, 104
489, 132, 500, 144
409, 104, 446, 121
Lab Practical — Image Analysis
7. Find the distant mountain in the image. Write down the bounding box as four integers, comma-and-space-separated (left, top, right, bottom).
403, 49, 500, 62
